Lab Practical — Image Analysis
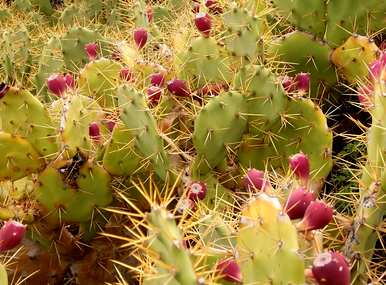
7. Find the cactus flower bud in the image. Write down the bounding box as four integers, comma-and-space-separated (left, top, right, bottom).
284, 187, 316, 220
134, 27, 148, 49
47, 74, 67, 96
195, 12, 212, 37
188, 181, 207, 201
297, 200, 333, 231
217, 258, 242, 283
312, 251, 350, 285
242, 169, 270, 192
0, 220, 26, 251
289, 152, 310, 181
167, 79, 190, 97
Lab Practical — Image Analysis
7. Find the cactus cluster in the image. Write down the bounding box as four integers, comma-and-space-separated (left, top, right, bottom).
0, 0, 384, 284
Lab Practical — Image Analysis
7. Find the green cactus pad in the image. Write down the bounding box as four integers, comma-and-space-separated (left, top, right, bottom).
118, 85, 169, 180
237, 194, 305, 284
78, 58, 122, 108
102, 123, 142, 176
239, 98, 333, 181
0, 132, 44, 181
177, 37, 233, 89
234, 65, 288, 136
35, 160, 112, 223
192, 91, 248, 174
0, 86, 59, 158
271, 0, 327, 39
60, 27, 103, 72
61, 95, 103, 158
326, 0, 386, 47
331, 35, 380, 83
59, 4, 82, 26
269, 31, 337, 98
143, 207, 197, 285
35, 37, 65, 98
223, 7, 263, 58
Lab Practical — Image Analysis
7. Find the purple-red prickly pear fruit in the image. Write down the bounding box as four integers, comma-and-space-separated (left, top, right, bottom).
197, 83, 227, 97
205, 0, 223, 14
84, 42, 98, 61
120, 67, 133, 82
147, 86, 162, 107
281, 75, 295, 92
0, 83, 10, 99
150, 72, 166, 87
64, 73, 75, 89
297, 200, 333, 231
242, 169, 270, 192
0, 220, 26, 251
103, 119, 116, 132
195, 12, 212, 37
134, 27, 148, 49
312, 251, 350, 285
89, 122, 101, 142
47, 74, 67, 97
192, 2, 200, 13
217, 258, 242, 283
294, 72, 310, 92
187, 181, 207, 201
284, 187, 316, 220
289, 152, 310, 181
167, 79, 190, 97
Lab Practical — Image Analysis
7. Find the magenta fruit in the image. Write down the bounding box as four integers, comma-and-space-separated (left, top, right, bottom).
187, 181, 207, 201
89, 122, 101, 142
0, 83, 10, 99
47, 74, 67, 96
0, 220, 27, 251
194, 12, 212, 37
120, 67, 133, 82
84, 42, 98, 61
242, 169, 270, 192
205, 0, 223, 14
284, 187, 315, 220
281, 75, 295, 92
297, 200, 333, 231
64, 73, 75, 89
312, 251, 350, 285
133, 27, 148, 49
289, 152, 310, 182
150, 72, 166, 87
167, 79, 190, 97
217, 258, 242, 283
147, 86, 162, 107
294, 72, 310, 92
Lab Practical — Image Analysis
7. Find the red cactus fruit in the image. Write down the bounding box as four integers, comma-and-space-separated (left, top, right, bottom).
217, 258, 242, 283
197, 82, 227, 97
64, 73, 75, 89
312, 251, 350, 285
297, 200, 333, 231
205, 0, 223, 14
0, 83, 10, 99
242, 169, 270, 192
192, 2, 200, 13
103, 119, 116, 132
167, 79, 190, 97
281, 75, 295, 92
284, 187, 316, 220
195, 12, 212, 37
120, 67, 133, 82
84, 42, 98, 61
133, 27, 148, 49
187, 181, 207, 201
289, 152, 310, 181
147, 86, 162, 107
89, 122, 101, 142
150, 72, 166, 87
47, 74, 67, 96
294, 72, 310, 92
0, 220, 27, 251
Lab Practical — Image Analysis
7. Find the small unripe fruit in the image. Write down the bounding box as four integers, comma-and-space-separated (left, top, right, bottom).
47, 74, 67, 96
167, 79, 190, 97
217, 258, 242, 283
312, 251, 350, 285
297, 200, 333, 231
187, 181, 207, 201
242, 169, 270, 191
284, 187, 315, 220
84, 42, 98, 61
134, 27, 148, 49
194, 12, 212, 37
289, 152, 310, 181
147, 86, 162, 107
0, 220, 26, 251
